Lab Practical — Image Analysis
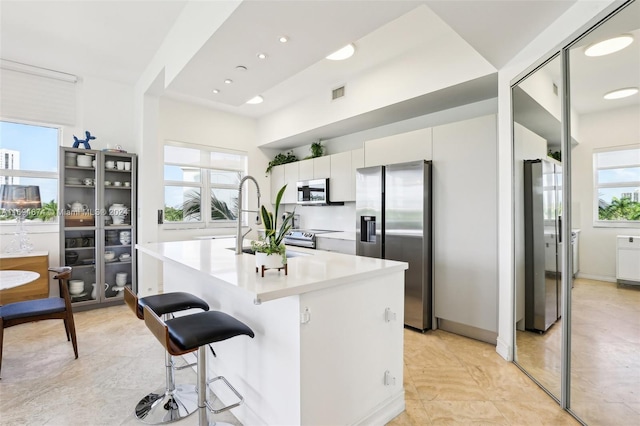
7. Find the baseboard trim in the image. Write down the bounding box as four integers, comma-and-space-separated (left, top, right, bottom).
437, 318, 498, 344
575, 273, 616, 283
495, 336, 512, 361
353, 390, 405, 426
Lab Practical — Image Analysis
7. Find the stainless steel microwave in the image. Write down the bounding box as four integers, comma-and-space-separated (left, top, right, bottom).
297, 178, 330, 204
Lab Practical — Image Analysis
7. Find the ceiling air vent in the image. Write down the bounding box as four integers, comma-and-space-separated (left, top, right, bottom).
332, 85, 345, 100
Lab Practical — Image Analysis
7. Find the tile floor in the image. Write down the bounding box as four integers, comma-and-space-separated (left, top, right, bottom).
0, 304, 579, 425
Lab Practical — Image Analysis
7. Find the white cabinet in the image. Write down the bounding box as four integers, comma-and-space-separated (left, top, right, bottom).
270, 164, 285, 203
299, 157, 330, 181
364, 127, 432, 167
283, 162, 299, 204
270, 148, 364, 204
313, 156, 331, 178
298, 159, 314, 181
269, 162, 298, 204
329, 151, 351, 202
316, 235, 356, 255
617, 235, 640, 284
432, 114, 498, 337
329, 149, 364, 202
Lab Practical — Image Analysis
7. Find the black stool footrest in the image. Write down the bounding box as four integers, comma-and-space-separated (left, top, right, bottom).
167, 311, 255, 352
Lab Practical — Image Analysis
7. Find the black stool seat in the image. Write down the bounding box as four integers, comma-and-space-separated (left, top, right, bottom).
166, 311, 255, 352
136, 292, 210, 318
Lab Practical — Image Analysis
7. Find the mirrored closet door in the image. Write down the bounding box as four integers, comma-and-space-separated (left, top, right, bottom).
512, 1, 639, 424
567, 1, 640, 424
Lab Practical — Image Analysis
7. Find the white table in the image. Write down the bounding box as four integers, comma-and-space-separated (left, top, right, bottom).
0, 270, 40, 290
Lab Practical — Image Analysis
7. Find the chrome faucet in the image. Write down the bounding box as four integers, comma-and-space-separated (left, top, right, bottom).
236, 175, 262, 254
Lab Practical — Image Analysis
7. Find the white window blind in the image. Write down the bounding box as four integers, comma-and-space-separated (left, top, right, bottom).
0, 65, 77, 125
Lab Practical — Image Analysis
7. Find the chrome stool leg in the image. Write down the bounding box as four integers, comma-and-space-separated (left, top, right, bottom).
134, 314, 198, 424
197, 346, 241, 426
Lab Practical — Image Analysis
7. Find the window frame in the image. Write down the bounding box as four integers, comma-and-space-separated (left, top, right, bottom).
162, 140, 247, 230
593, 144, 640, 228
0, 118, 61, 229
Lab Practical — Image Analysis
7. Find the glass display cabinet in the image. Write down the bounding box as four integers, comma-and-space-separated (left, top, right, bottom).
59, 147, 137, 308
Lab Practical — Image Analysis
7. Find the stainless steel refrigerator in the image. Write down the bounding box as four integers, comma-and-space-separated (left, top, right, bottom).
523, 158, 562, 332
356, 160, 432, 331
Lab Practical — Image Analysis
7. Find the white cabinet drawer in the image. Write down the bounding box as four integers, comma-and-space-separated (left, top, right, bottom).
616, 235, 640, 283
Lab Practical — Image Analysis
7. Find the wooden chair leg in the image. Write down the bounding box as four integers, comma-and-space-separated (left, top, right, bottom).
66, 313, 78, 359
0, 319, 4, 377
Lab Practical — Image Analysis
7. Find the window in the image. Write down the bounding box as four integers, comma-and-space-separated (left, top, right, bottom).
0, 120, 60, 223
594, 145, 640, 226
163, 142, 247, 227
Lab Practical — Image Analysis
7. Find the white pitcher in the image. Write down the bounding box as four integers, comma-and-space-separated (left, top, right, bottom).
91, 282, 109, 299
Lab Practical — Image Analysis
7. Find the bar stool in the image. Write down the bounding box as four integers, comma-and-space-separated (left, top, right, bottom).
124, 287, 209, 424
143, 305, 255, 426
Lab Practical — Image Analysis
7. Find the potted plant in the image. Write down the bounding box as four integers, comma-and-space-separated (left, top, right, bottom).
251, 184, 294, 269
265, 150, 298, 175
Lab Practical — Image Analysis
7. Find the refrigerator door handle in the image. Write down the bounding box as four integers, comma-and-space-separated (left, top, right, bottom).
558, 215, 562, 243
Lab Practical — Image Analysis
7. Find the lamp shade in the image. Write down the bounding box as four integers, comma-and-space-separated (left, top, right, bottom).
0, 185, 42, 210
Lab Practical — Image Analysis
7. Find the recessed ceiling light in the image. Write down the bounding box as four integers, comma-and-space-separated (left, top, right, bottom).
212, 89, 220, 94
603, 87, 639, 100
246, 95, 264, 105
224, 79, 233, 84
326, 43, 355, 61
584, 34, 634, 57
257, 53, 267, 59
279, 36, 289, 43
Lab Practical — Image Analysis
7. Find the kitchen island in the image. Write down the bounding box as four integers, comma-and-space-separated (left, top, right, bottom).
136, 239, 408, 426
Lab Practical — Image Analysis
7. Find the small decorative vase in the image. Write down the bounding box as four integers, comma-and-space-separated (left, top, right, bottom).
109, 203, 128, 225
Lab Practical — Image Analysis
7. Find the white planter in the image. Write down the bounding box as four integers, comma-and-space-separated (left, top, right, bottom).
255, 252, 285, 270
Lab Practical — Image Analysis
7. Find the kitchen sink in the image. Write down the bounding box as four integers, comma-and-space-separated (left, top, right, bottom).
227, 247, 310, 258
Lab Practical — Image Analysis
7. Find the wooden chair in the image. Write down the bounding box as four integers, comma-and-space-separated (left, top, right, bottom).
0, 266, 78, 377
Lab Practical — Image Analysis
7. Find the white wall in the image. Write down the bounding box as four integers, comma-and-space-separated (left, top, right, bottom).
78, 76, 136, 152
152, 98, 267, 240
571, 105, 640, 281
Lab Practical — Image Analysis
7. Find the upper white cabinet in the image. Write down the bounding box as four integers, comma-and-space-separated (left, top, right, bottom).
270, 162, 298, 204
270, 164, 285, 202
283, 162, 299, 204
329, 149, 363, 202
364, 127, 432, 167
314, 156, 331, 179
329, 151, 351, 202
299, 156, 331, 181
269, 147, 362, 204
298, 159, 314, 181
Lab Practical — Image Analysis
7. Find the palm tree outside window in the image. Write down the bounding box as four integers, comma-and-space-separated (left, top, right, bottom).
163, 142, 247, 227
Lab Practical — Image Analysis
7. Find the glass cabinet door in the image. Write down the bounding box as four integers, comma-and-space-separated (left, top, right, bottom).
101, 153, 136, 301
62, 148, 97, 304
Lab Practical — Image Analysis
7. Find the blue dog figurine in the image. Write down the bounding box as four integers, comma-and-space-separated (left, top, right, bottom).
73, 131, 95, 149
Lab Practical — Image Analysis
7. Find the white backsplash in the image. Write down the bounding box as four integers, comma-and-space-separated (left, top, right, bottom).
282, 202, 355, 232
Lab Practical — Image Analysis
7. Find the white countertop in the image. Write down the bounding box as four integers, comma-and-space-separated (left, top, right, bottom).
316, 231, 356, 241
137, 238, 406, 303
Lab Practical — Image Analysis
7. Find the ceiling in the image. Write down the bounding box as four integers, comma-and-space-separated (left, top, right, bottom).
1, 0, 580, 120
